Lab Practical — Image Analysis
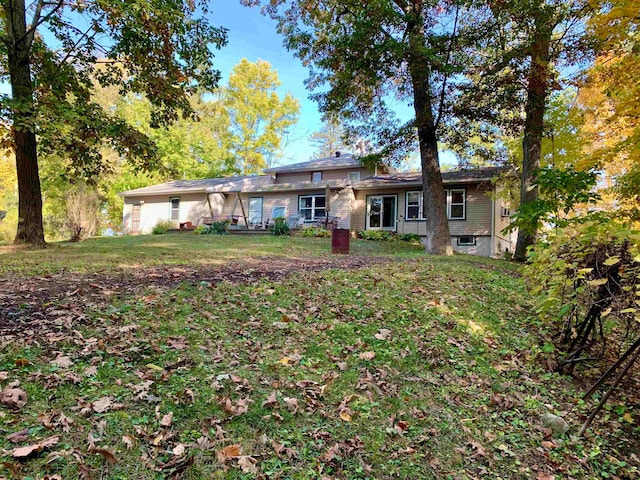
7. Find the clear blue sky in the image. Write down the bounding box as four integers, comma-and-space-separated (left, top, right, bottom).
208, 1, 456, 169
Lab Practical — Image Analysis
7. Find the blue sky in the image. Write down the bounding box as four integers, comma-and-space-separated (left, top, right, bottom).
208, 2, 455, 169
208, 2, 323, 163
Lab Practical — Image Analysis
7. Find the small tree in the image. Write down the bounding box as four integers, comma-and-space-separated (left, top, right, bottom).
65, 183, 102, 242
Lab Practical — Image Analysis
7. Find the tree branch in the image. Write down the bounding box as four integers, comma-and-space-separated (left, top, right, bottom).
434, 5, 459, 131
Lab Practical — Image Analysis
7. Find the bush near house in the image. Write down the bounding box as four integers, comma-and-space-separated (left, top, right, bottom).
194, 221, 230, 235
151, 220, 174, 235
270, 217, 290, 236
299, 227, 331, 238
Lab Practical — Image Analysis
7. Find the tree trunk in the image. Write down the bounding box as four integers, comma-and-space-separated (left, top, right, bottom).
4, 0, 46, 246
514, 15, 552, 261
407, 13, 452, 256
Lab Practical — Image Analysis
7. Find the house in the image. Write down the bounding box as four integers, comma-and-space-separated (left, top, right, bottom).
120, 152, 514, 256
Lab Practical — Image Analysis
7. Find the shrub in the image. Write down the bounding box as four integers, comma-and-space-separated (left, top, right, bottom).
152, 220, 174, 235
193, 221, 229, 235
300, 227, 331, 238
528, 218, 640, 374
66, 183, 102, 242
398, 233, 421, 243
270, 217, 290, 236
358, 230, 394, 241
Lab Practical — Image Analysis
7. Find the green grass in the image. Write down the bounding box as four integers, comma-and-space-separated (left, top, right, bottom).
0, 236, 637, 479
0, 234, 424, 276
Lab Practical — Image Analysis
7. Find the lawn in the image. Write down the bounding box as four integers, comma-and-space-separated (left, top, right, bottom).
0, 235, 637, 479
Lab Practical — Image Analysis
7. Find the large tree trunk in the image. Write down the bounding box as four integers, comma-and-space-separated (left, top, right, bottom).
407, 13, 452, 256
514, 16, 552, 261
5, 0, 46, 246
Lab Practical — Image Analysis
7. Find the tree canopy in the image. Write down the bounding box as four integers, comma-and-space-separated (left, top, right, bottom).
222, 58, 300, 174
0, 0, 227, 245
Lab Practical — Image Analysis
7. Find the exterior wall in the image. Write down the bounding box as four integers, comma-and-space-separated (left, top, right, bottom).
276, 166, 372, 184
492, 187, 515, 256
352, 182, 493, 236
123, 193, 217, 234
449, 236, 492, 257
332, 187, 354, 229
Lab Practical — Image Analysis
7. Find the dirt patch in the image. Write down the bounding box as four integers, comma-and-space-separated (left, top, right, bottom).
0, 255, 392, 335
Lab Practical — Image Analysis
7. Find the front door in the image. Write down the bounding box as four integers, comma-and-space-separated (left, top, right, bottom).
367, 195, 396, 230
131, 204, 141, 234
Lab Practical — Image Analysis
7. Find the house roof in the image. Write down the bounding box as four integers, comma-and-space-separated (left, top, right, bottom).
352, 167, 505, 189
120, 166, 506, 198
263, 153, 361, 173
118, 175, 273, 197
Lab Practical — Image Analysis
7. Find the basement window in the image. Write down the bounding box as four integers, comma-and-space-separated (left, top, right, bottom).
457, 236, 476, 246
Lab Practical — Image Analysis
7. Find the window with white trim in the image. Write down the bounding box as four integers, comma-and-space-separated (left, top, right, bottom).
405, 188, 466, 220
169, 197, 180, 221
348, 171, 361, 182
448, 189, 465, 220
299, 195, 326, 221
248, 197, 263, 224
457, 235, 476, 246
406, 191, 423, 220
311, 171, 323, 182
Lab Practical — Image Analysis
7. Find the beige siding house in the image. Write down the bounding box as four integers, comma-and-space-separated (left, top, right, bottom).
120, 153, 514, 257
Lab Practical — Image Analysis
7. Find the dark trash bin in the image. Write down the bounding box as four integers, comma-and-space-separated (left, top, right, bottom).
331, 228, 350, 254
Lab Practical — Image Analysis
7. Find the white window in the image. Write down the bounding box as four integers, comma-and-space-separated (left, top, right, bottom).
169, 197, 180, 221
457, 236, 476, 246
406, 191, 423, 220
299, 195, 326, 221
248, 197, 263, 224
271, 206, 287, 219
348, 171, 361, 182
501, 203, 511, 217
312, 171, 323, 182
404, 188, 466, 221
448, 189, 465, 220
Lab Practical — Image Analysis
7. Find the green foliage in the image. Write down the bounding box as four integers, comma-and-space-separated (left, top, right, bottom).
527, 218, 640, 373
194, 221, 229, 235
152, 220, 174, 235
358, 230, 394, 242
222, 59, 300, 173
397, 233, 421, 243
300, 227, 331, 238
506, 166, 601, 236
270, 217, 290, 236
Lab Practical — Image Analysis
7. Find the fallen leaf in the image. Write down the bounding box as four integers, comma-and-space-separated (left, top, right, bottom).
262, 391, 279, 408
339, 411, 352, 422
359, 351, 376, 361
50, 356, 74, 368
12, 436, 59, 458
537, 473, 555, 480
14, 359, 30, 367
217, 444, 242, 462
122, 435, 135, 449
92, 396, 113, 413
1, 387, 28, 409
238, 455, 258, 474
161, 412, 174, 427
7, 428, 29, 443
83, 366, 98, 377
173, 443, 186, 456
90, 447, 118, 464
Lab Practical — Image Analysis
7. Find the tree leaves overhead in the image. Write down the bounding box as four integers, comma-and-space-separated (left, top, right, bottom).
0, 0, 228, 244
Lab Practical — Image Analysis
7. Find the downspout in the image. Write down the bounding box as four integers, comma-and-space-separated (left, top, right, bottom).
490, 183, 496, 257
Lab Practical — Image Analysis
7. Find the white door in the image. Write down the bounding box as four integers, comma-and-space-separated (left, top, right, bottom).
367, 195, 396, 230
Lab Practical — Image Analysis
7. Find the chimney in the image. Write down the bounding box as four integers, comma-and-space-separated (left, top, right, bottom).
335, 151, 341, 157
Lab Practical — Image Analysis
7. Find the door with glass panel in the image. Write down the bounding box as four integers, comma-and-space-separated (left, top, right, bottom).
367, 195, 396, 230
